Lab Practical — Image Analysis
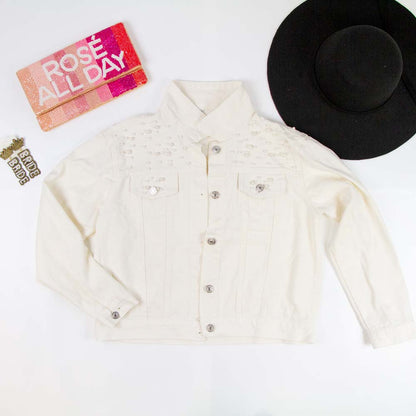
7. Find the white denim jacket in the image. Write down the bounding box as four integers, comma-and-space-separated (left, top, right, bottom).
36, 79, 416, 347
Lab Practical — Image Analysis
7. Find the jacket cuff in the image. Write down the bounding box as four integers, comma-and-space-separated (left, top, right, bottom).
367, 321, 416, 348
96, 298, 141, 328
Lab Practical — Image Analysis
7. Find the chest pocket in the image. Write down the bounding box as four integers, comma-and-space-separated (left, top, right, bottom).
237, 172, 287, 232
130, 171, 180, 225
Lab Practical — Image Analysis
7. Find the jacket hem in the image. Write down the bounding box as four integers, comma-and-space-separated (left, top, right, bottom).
94, 317, 316, 345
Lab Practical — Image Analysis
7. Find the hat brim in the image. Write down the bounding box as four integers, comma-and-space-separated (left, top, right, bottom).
267, 0, 416, 160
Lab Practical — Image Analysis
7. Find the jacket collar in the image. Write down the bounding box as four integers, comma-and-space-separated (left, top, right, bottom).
158, 79, 255, 142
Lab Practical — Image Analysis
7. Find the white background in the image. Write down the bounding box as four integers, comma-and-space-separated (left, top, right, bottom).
1, 0, 416, 415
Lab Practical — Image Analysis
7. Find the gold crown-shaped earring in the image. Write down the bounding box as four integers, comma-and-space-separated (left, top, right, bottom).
0, 136, 25, 160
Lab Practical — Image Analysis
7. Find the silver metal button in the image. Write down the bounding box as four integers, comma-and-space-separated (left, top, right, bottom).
204, 284, 214, 293
211, 145, 221, 154
207, 237, 216, 245
255, 183, 265, 193
111, 311, 120, 319
148, 186, 159, 195
210, 191, 220, 199
206, 323, 215, 332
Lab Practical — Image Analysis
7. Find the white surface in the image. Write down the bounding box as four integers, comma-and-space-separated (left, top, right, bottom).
1, 0, 416, 415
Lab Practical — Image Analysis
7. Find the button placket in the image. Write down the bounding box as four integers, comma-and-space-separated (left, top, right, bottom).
198, 140, 226, 335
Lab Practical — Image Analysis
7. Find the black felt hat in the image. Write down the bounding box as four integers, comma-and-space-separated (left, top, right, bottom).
267, 0, 416, 160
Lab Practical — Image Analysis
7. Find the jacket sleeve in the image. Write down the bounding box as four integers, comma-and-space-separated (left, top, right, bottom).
289, 129, 416, 348
35, 131, 141, 328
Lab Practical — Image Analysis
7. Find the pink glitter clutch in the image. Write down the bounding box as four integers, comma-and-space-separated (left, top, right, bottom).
16, 22, 148, 131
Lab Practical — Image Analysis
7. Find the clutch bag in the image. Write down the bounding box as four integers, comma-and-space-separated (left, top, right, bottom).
16, 22, 148, 131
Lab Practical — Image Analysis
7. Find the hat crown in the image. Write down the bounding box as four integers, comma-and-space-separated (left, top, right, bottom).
314, 24, 403, 112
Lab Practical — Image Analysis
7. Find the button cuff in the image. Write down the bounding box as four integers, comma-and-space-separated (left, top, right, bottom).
367, 321, 416, 348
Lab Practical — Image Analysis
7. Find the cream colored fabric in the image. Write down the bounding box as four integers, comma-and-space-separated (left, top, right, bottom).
36, 79, 416, 348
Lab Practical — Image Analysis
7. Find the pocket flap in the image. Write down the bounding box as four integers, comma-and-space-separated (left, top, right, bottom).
237, 172, 286, 199
131, 171, 179, 198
